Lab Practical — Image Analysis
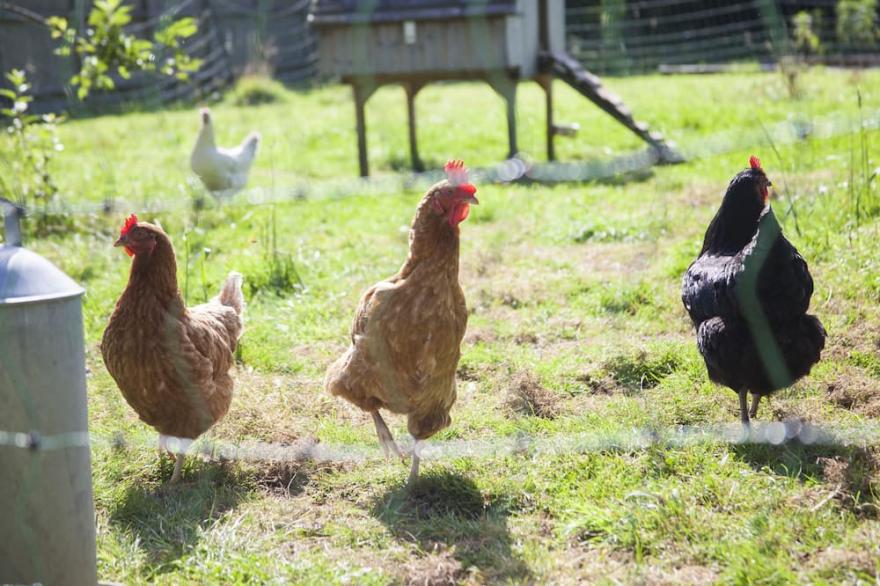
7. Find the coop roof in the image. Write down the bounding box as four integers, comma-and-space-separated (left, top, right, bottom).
310, 0, 517, 25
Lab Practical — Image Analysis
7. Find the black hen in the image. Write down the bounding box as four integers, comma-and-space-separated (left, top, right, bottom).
681, 156, 826, 424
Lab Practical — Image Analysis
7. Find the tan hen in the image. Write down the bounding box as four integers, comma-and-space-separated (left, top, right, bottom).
325, 161, 478, 484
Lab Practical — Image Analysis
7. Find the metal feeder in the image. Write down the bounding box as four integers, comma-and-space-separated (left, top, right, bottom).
0, 199, 97, 586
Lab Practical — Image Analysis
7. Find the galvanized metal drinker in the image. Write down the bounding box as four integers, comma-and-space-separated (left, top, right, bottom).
0, 198, 97, 586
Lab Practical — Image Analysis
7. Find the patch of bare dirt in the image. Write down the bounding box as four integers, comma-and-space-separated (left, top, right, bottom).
513, 332, 540, 346
254, 458, 315, 496
214, 369, 338, 444
555, 241, 657, 278
464, 249, 503, 280
675, 182, 718, 208
402, 545, 471, 586
805, 525, 880, 579
823, 315, 880, 361
575, 372, 617, 396
640, 564, 720, 585
504, 371, 562, 419
810, 548, 878, 579
500, 293, 524, 309
456, 363, 483, 382
817, 449, 880, 517
547, 546, 656, 585
463, 328, 497, 346
825, 369, 880, 417
470, 285, 540, 316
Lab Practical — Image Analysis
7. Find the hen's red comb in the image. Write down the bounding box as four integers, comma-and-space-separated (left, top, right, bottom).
445, 160, 469, 186
749, 155, 763, 171
120, 213, 138, 235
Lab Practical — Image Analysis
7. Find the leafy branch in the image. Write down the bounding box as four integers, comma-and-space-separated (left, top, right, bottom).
0, 0, 201, 100
48, 0, 201, 99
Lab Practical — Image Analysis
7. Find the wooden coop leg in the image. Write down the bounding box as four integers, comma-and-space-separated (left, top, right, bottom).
487, 75, 519, 159
352, 80, 378, 178
403, 82, 425, 172
537, 74, 555, 161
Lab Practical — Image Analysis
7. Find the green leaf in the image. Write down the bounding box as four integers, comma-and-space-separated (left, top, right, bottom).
156, 17, 198, 44
6, 69, 26, 86
109, 5, 133, 28
46, 16, 68, 31
47, 16, 69, 39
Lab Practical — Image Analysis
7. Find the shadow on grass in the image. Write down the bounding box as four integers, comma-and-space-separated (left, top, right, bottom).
108, 458, 310, 576
371, 470, 531, 582
732, 442, 879, 517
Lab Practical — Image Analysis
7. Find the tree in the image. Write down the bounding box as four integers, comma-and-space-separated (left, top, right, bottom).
836, 0, 878, 48
0, 1, 202, 227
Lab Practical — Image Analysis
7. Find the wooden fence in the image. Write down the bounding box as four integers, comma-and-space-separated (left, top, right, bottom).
0, 0, 317, 112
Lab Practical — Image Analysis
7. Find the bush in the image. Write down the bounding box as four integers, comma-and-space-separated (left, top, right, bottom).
792, 11, 822, 56
0, 69, 64, 232
225, 75, 288, 107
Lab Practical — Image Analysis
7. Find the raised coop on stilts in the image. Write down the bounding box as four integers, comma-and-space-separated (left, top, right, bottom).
310, 0, 682, 177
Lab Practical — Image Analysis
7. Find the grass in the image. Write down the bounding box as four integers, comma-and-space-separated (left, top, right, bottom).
3, 67, 880, 583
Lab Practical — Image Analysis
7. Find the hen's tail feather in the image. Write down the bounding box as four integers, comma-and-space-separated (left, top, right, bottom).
219, 271, 245, 315
242, 132, 261, 156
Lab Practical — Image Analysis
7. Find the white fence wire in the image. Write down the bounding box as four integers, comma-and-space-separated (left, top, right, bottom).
3, 420, 880, 466
18, 104, 880, 222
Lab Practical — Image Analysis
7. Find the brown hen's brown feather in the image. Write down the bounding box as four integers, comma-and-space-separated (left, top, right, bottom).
325, 182, 469, 441
101, 221, 244, 440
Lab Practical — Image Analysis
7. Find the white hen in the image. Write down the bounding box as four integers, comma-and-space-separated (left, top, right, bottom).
190, 108, 260, 199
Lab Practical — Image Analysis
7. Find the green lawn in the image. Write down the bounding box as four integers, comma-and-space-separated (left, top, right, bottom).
4, 67, 880, 584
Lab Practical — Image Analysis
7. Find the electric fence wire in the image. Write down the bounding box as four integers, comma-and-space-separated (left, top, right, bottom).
15, 103, 880, 220
2, 0, 880, 468
2, 420, 880, 466
3, 105, 877, 466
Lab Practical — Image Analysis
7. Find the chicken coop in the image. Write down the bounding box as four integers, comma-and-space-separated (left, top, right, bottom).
310, 0, 680, 177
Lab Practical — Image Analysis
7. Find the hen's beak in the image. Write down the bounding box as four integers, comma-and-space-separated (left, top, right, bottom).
459, 183, 478, 205
113, 234, 127, 248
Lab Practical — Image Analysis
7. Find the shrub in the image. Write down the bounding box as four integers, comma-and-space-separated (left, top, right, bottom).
0, 69, 65, 232
226, 75, 288, 107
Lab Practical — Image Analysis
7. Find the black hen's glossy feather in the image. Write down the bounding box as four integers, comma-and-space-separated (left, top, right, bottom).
697, 314, 825, 393
684, 208, 814, 327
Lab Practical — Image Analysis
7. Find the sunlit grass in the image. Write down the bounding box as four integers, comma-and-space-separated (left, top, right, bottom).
3, 67, 880, 584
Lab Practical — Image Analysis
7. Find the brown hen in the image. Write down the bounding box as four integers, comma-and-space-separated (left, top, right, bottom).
325, 160, 478, 484
101, 215, 244, 482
